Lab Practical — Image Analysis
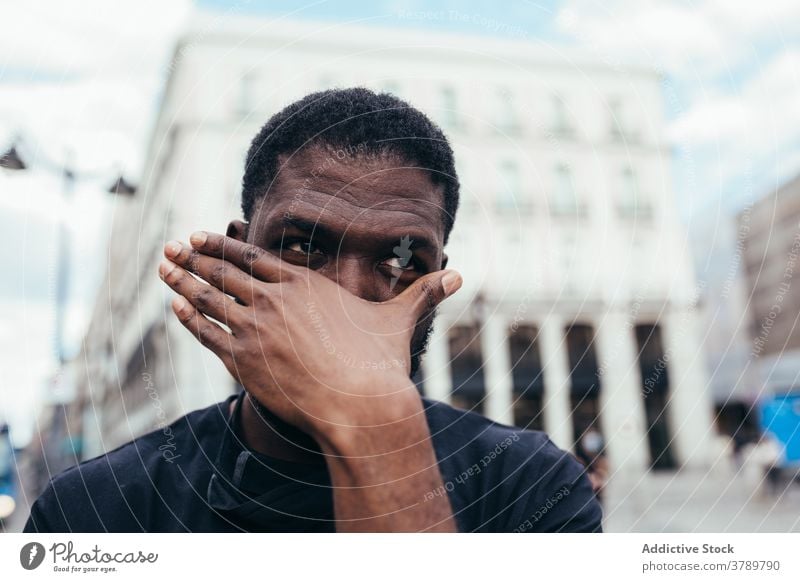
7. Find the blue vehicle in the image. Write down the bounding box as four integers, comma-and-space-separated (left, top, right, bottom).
0, 424, 17, 523
759, 393, 800, 470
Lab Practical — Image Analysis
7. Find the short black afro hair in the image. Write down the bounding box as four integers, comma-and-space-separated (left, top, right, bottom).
241, 87, 460, 242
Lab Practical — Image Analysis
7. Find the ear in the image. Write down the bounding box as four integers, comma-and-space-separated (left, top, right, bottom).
227, 219, 248, 242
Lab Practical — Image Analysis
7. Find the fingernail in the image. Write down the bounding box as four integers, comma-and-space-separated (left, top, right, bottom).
190, 231, 207, 247
172, 296, 188, 312
441, 270, 462, 297
164, 240, 181, 258
158, 260, 175, 279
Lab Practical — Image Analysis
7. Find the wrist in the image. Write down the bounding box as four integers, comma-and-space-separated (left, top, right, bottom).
310, 381, 426, 457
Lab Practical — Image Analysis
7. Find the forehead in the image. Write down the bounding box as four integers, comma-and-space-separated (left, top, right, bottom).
253, 146, 446, 242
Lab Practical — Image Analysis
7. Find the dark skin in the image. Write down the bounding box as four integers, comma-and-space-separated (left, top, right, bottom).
158, 146, 462, 531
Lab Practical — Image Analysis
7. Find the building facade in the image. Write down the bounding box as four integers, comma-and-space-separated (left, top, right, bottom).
72, 14, 714, 490
740, 174, 800, 395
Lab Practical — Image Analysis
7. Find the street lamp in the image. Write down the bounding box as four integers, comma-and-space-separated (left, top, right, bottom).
0, 144, 26, 171
106, 174, 136, 196
1, 139, 136, 365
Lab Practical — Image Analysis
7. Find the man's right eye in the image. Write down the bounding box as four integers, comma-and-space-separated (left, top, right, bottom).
284, 240, 322, 255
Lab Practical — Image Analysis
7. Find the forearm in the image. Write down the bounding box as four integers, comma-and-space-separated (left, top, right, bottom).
313, 390, 457, 532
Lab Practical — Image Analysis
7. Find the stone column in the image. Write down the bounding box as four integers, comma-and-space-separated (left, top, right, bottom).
595, 310, 649, 475
538, 315, 575, 451
480, 314, 514, 425
421, 320, 453, 404
660, 309, 714, 469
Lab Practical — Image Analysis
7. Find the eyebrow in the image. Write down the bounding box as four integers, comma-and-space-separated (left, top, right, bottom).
279, 215, 438, 252
281, 215, 333, 239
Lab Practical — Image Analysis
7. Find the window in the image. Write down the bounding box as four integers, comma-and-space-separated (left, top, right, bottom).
495, 87, 519, 134
618, 167, 653, 219
609, 97, 624, 140
236, 72, 256, 118
439, 86, 459, 131
609, 97, 637, 142
551, 94, 573, 137
448, 324, 485, 414
496, 159, 525, 212
551, 163, 582, 216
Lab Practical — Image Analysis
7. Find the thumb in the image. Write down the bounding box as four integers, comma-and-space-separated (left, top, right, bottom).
391, 269, 463, 321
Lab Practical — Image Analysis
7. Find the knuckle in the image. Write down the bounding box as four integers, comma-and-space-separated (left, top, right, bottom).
178, 309, 195, 325
165, 266, 183, 285
191, 286, 213, 306
241, 246, 263, 269
209, 235, 225, 255
196, 327, 215, 346
280, 264, 298, 281
209, 264, 227, 286
187, 250, 201, 273
252, 283, 270, 303
237, 268, 251, 285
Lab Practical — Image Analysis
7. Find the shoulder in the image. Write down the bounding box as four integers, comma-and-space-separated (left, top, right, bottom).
422, 398, 602, 532
422, 397, 560, 464
24, 398, 232, 532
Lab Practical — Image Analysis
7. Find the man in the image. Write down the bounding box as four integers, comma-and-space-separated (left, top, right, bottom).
25, 88, 602, 532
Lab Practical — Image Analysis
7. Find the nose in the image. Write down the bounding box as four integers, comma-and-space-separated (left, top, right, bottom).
320, 256, 384, 302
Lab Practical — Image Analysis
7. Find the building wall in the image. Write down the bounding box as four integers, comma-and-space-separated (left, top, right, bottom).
74, 15, 713, 474
741, 174, 800, 393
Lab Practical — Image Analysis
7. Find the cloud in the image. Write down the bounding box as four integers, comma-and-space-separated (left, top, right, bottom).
556, 1, 800, 212
668, 49, 800, 206
0, 0, 191, 77
0, 1, 191, 175
556, 0, 800, 73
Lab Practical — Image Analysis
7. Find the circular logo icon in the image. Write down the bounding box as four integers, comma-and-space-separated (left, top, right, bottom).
19, 542, 46, 570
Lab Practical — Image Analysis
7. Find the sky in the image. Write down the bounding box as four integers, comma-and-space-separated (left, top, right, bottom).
0, 0, 798, 446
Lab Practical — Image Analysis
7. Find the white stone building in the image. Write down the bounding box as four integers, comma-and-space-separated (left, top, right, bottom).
75, 14, 714, 490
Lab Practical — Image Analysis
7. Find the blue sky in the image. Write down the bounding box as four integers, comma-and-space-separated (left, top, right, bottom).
0, 0, 798, 445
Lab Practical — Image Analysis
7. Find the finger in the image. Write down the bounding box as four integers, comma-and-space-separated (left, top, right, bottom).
171, 296, 235, 367
164, 240, 260, 306
388, 269, 462, 323
159, 259, 241, 328
187, 231, 296, 283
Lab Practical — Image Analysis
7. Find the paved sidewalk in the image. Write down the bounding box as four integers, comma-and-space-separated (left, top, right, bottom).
603, 463, 800, 532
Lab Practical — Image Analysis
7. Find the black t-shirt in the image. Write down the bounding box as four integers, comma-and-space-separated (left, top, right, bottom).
24, 393, 602, 532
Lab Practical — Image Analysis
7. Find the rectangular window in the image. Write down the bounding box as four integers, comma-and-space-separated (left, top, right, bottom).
237, 72, 256, 118
496, 159, 525, 213
609, 97, 637, 142
439, 86, 459, 131
551, 94, 573, 137
618, 167, 653, 219
551, 163, 583, 216
495, 87, 519, 134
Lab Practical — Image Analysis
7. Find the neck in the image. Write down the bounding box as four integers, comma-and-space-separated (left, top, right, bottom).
236, 393, 325, 464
